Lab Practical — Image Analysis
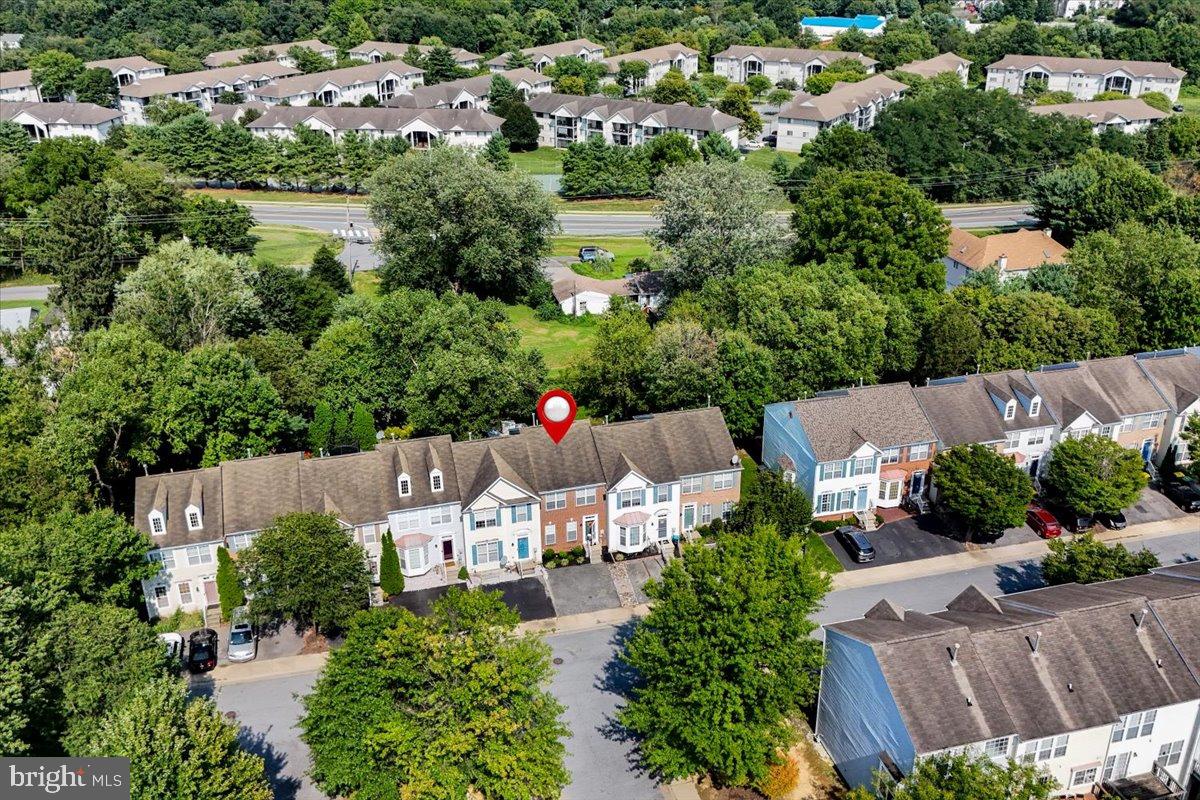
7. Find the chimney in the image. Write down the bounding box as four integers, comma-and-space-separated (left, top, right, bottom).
1043, 228, 1052, 238
997, 254, 1008, 273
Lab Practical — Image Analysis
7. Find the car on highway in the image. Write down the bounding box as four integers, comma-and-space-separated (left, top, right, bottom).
188, 628, 219, 673
1095, 510, 1128, 530
1165, 475, 1200, 512
1026, 504, 1062, 539
834, 526, 876, 563
227, 607, 257, 663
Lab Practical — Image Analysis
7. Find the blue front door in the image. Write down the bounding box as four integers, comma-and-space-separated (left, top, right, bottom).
855, 485, 868, 511
1141, 438, 1153, 462
517, 536, 530, 560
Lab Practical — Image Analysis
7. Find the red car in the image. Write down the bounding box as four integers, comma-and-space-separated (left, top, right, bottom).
1026, 505, 1062, 539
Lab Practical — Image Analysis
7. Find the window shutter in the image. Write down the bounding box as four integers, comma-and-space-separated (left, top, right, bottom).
471, 544, 478, 565
497, 540, 505, 561
667, 484, 672, 501
466, 512, 474, 529
496, 508, 502, 525
511, 506, 517, 523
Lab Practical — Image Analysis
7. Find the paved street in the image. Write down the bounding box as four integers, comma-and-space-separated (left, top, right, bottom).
205, 528, 1198, 799
244, 200, 1037, 238
0, 284, 52, 301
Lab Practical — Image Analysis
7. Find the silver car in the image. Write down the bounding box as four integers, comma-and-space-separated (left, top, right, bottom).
227, 607, 257, 663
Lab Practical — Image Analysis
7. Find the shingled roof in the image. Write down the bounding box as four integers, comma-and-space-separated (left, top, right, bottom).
788, 383, 936, 462
713, 45, 877, 69
914, 370, 1049, 447
987, 54, 1185, 79
1136, 349, 1200, 413
526, 92, 743, 132
451, 420, 605, 505
119, 61, 300, 99
248, 60, 423, 99
203, 39, 333, 68
590, 407, 738, 487
778, 74, 906, 123
894, 52, 970, 78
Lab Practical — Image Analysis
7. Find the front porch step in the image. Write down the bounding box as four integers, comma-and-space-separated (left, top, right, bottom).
204, 605, 223, 628
856, 510, 879, 532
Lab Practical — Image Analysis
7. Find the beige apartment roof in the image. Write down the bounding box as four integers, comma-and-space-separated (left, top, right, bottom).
987, 54, 1185, 79
1029, 97, 1170, 126
602, 43, 698, 71
713, 45, 877, 69
348, 41, 481, 63
527, 92, 742, 132
778, 73, 906, 122
894, 52, 970, 78
119, 61, 300, 99
1, 69, 33, 89
487, 38, 605, 68
946, 227, 1068, 272
1, 100, 122, 125
249, 60, 422, 99
248, 105, 503, 134
87, 56, 165, 73
203, 39, 333, 68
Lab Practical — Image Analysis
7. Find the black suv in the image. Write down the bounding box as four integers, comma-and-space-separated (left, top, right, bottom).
1165, 478, 1200, 513
188, 628, 219, 673
834, 526, 876, 563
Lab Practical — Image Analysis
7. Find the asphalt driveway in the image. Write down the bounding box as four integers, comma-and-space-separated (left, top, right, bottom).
822, 513, 1043, 571
1123, 487, 1186, 526
389, 577, 557, 621
546, 563, 623, 616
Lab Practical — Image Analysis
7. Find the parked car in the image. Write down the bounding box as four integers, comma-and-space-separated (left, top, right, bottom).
1096, 510, 1128, 530
157, 631, 184, 662
188, 628, 219, 673
1063, 511, 1094, 533
763, 133, 778, 147
227, 607, 258, 663
1026, 504, 1062, 539
834, 526, 876, 563
902, 494, 930, 515
578, 245, 599, 262
1173, 104, 1185, 113
1164, 476, 1200, 512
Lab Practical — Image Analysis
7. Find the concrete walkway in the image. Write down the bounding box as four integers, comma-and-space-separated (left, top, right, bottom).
205, 515, 1196, 686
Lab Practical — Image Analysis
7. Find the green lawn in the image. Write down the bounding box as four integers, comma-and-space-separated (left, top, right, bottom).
252, 224, 343, 267
0, 272, 54, 288
0, 299, 46, 312
352, 270, 382, 296
804, 532, 845, 575
743, 147, 800, 174
505, 304, 598, 376
554, 196, 661, 212
510, 147, 565, 175
1178, 88, 1200, 117
551, 235, 656, 278
189, 188, 367, 206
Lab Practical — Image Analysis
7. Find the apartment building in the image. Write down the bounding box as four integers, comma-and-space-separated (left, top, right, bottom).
382, 68, 551, 110
712, 45, 877, 88
348, 41, 481, 68
246, 106, 504, 148
486, 38, 606, 73
134, 408, 739, 616
943, 227, 1069, 287
1, 100, 123, 141
2, 55, 165, 102
601, 43, 699, 91
763, 384, 938, 521
818, 570, 1200, 797
1029, 97, 1170, 134
775, 74, 906, 151
118, 61, 300, 124
985, 55, 1186, 101
1136, 348, 1200, 465
245, 60, 424, 106
203, 39, 336, 68
894, 52, 971, 85
526, 92, 742, 148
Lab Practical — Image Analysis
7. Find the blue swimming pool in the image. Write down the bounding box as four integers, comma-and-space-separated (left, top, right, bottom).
801, 14, 886, 28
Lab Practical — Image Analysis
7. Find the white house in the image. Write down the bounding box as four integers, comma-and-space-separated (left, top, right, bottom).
775, 73, 906, 151
763, 383, 938, 521
0, 33, 23, 50
203, 39, 337, 69
601, 43, 699, 91
383, 68, 551, 110
551, 271, 664, 316
245, 60, 424, 106
2, 56, 166, 102
246, 106, 503, 148
894, 52, 971, 85
1029, 97, 1170, 134
0, 100, 122, 140
118, 61, 301, 124
526, 92, 742, 149
348, 41, 481, 68
818, 576, 1200, 797
985, 55, 1186, 101
486, 38, 606, 73
943, 227, 1069, 287
801, 14, 887, 40
1055, 0, 1126, 17
712, 45, 877, 88
1136, 348, 1200, 466
0, 70, 39, 102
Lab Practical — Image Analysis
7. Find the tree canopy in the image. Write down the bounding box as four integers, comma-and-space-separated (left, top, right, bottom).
1042, 533, 1161, 586
1043, 434, 1148, 516
932, 444, 1034, 537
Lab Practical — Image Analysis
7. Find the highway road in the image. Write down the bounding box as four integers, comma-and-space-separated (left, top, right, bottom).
246, 200, 1038, 238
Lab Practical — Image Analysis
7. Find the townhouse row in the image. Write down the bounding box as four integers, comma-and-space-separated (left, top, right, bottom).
820, 564, 1200, 798
1, 55, 165, 102
985, 54, 1186, 101
763, 349, 1200, 521
133, 408, 741, 619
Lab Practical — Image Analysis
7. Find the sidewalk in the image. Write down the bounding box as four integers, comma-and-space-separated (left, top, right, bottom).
205, 515, 1195, 685
830, 513, 1197, 591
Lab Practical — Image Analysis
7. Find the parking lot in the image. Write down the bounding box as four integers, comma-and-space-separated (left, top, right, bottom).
389, 577, 557, 621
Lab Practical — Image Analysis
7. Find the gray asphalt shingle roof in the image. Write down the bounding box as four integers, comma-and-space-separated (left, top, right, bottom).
790, 383, 936, 462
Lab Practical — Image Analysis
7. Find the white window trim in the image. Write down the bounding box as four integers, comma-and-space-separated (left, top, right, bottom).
712, 472, 735, 490
1004, 400, 1016, 421
398, 473, 412, 497
1029, 397, 1041, 418
546, 491, 566, 510
909, 443, 930, 461
430, 469, 444, 493
545, 523, 556, 545
149, 512, 165, 535
575, 487, 597, 505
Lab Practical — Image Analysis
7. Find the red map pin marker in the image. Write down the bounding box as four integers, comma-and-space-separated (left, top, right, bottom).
537, 389, 577, 444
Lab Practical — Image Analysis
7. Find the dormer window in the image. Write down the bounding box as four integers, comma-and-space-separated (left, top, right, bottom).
149, 512, 165, 535
186, 506, 202, 531
430, 469, 443, 493
1029, 396, 1041, 418
1004, 401, 1016, 421
398, 473, 412, 497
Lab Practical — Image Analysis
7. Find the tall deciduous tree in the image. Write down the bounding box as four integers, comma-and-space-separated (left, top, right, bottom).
653, 160, 787, 296
650, 68, 699, 105
179, 195, 258, 256
29, 49, 84, 100
1044, 434, 1148, 516
73, 67, 118, 106
369, 147, 556, 301
932, 444, 1034, 537
495, 100, 541, 151
300, 590, 569, 800
82, 677, 273, 800
238, 512, 371, 633
114, 241, 262, 351
1042, 533, 1160, 586
728, 469, 813, 537
849, 751, 1057, 800
717, 84, 762, 136
791, 170, 948, 295
572, 301, 653, 421
619, 525, 830, 786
